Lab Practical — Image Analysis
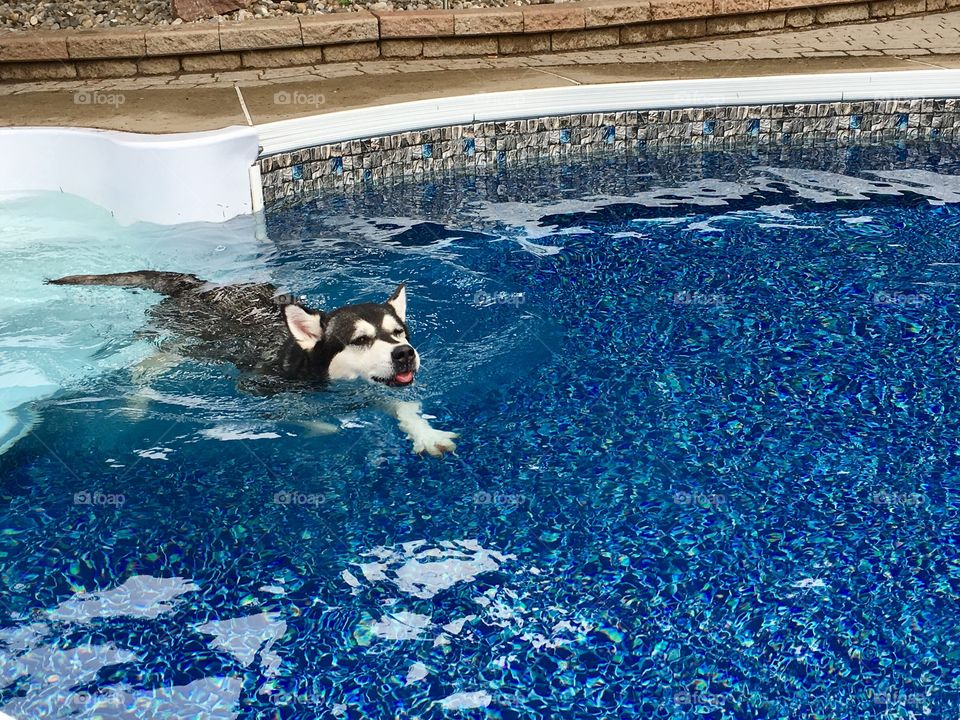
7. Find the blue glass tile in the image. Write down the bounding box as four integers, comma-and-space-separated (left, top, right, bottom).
703, 119, 716, 135
849, 115, 861, 129
422, 143, 433, 159
896, 114, 909, 130
559, 129, 571, 144
291, 164, 303, 181
603, 126, 616, 144
747, 119, 760, 136
463, 138, 475, 156
331, 157, 343, 175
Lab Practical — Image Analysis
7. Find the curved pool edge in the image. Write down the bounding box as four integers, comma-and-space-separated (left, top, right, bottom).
0, 125, 262, 226
255, 69, 960, 156
1, 70, 958, 226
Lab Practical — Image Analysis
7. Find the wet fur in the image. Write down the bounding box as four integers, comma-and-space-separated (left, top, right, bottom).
48, 271, 407, 390
47, 271, 456, 456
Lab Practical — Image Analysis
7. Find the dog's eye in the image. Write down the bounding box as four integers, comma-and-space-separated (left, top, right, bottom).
350, 336, 372, 346
393, 328, 405, 337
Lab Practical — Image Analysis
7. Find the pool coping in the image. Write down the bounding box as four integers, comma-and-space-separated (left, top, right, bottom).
255, 68, 960, 201
257, 68, 960, 155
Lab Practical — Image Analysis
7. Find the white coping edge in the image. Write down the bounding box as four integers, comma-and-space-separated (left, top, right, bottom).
256, 69, 960, 157
0, 125, 261, 226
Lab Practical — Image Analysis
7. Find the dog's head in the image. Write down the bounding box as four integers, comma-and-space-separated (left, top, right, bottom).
282, 284, 420, 387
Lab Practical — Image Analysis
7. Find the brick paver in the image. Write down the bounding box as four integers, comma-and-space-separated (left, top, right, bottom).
6, 9, 958, 97
1, 10, 958, 130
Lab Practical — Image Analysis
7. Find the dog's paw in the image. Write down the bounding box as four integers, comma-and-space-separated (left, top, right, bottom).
411, 427, 459, 457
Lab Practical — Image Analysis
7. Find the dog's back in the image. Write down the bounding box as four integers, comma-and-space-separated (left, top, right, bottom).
48, 270, 204, 295
50, 271, 288, 373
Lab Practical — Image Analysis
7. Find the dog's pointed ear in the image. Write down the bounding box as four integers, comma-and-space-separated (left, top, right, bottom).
283, 305, 324, 351
386, 283, 407, 322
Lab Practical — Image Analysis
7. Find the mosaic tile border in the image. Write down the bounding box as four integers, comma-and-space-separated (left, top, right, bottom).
258, 99, 960, 205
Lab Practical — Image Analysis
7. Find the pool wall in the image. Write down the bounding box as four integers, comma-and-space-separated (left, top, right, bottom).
0, 125, 261, 225
256, 70, 960, 203
2, 70, 958, 224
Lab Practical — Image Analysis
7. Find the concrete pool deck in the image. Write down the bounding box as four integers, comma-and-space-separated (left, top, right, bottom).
0, 9, 958, 133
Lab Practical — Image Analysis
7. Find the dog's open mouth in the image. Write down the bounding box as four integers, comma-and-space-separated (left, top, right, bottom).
374, 370, 416, 387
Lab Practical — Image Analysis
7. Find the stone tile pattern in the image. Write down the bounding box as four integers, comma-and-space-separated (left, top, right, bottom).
259, 99, 960, 203
2, 0, 959, 80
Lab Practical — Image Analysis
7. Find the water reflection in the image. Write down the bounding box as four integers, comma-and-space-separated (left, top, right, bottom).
0, 539, 567, 718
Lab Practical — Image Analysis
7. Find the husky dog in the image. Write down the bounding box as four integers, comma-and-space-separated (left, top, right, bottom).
47, 271, 457, 456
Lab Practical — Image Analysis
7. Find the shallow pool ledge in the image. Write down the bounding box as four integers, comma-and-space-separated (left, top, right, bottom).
0, 125, 262, 226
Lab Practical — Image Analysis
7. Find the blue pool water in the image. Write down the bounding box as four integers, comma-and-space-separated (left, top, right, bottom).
3, 143, 960, 718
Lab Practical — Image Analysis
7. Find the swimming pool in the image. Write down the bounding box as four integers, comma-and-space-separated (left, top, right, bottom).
3, 140, 960, 717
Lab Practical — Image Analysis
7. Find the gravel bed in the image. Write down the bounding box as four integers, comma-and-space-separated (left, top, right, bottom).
0, 0, 557, 32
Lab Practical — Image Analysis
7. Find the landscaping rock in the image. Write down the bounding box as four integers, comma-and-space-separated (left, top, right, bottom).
0, 0, 553, 32
172, 0, 248, 21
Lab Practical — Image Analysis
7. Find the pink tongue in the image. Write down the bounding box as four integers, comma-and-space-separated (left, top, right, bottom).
394, 371, 414, 384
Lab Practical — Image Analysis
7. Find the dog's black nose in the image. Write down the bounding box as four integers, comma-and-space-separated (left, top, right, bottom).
392, 344, 416, 365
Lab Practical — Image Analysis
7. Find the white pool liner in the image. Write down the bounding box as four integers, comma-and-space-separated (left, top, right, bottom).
0, 125, 260, 225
